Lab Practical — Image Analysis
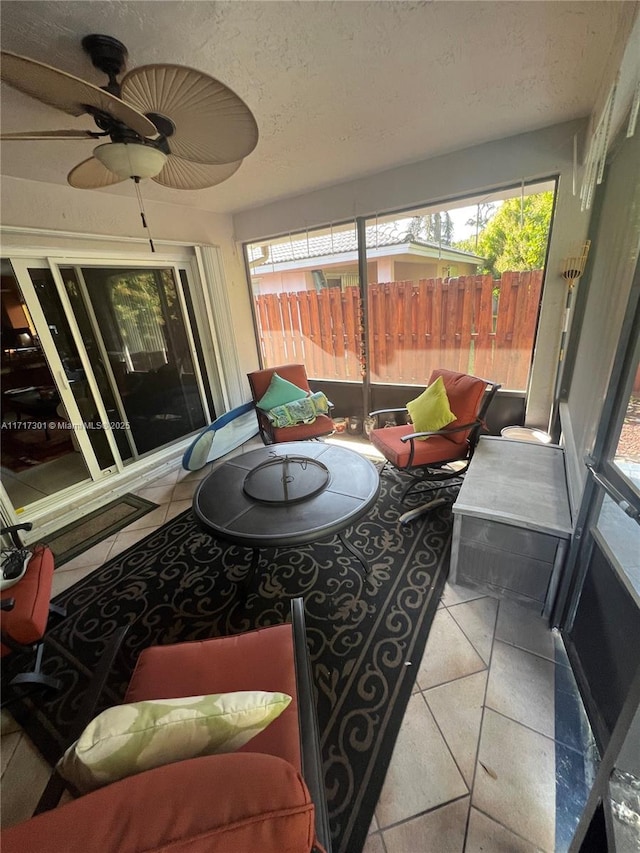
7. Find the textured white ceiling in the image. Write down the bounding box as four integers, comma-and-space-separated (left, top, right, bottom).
0, 1, 634, 214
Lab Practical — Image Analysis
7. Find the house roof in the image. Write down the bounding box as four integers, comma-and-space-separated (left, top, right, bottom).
0, 2, 635, 215
247, 224, 485, 268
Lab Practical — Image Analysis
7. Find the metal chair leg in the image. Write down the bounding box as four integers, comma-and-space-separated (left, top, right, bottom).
399, 496, 450, 525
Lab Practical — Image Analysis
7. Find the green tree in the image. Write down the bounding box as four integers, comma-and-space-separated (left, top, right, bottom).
404, 211, 454, 245
455, 192, 553, 276
464, 202, 496, 248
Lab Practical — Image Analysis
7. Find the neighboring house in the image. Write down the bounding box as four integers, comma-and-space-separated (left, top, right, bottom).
247, 225, 484, 294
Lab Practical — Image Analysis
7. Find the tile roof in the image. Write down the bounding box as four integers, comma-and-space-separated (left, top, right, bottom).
248, 223, 482, 266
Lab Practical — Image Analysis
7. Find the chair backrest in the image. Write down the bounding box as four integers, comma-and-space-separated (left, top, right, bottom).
247, 364, 311, 404
428, 368, 497, 450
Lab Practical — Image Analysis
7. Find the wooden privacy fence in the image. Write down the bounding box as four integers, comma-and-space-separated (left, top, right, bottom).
254, 270, 544, 390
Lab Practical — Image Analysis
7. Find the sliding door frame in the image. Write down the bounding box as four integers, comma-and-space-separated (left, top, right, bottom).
1, 236, 236, 532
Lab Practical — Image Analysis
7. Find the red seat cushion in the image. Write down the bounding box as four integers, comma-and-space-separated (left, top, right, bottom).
370, 426, 469, 469
1, 546, 54, 655
271, 413, 334, 442
124, 621, 302, 773
0, 753, 318, 853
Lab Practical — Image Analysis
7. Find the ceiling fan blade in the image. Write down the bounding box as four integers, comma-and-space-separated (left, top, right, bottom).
67, 156, 127, 189
1, 51, 157, 138
152, 155, 242, 190
1, 129, 98, 140
121, 65, 258, 165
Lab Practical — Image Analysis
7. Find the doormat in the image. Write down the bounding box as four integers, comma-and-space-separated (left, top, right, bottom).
45, 494, 158, 567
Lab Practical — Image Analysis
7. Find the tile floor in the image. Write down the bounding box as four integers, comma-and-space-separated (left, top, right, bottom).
1, 438, 589, 851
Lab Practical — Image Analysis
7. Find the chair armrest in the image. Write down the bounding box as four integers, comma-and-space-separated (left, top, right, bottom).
399, 419, 480, 443
291, 597, 332, 853
1, 523, 33, 548
369, 407, 409, 417
33, 624, 131, 815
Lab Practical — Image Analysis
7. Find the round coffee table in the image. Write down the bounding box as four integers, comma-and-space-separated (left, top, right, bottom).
193, 442, 380, 592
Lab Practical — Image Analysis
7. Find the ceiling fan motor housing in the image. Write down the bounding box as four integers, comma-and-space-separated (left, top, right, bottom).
82, 34, 128, 84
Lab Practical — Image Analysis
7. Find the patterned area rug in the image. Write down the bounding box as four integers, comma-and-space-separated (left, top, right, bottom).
5, 472, 452, 853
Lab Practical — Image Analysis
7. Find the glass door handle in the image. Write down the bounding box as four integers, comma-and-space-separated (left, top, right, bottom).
57, 369, 71, 392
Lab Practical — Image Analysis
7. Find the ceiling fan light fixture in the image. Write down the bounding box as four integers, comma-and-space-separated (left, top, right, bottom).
94, 142, 167, 179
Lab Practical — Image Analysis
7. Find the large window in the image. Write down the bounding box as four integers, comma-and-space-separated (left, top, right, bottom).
245, 181, 555, 393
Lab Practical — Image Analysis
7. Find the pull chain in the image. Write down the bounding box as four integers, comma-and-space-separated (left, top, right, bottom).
133, 177, 155, 252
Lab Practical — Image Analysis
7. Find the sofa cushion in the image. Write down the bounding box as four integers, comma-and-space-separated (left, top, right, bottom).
406, 375, 456, 438
256, 373, 308, 411
1, 753, 319, 853
57, 690, 291, 793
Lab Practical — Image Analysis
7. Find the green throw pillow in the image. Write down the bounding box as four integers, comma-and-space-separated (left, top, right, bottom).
406, 375, 456, 439
57, 690, 291, 793
256, 373, 308, 411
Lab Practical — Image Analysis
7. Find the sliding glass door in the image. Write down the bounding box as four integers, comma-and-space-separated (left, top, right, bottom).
1, 256, 211, 513
64, 265, 207, 456
1, 261, 94, 509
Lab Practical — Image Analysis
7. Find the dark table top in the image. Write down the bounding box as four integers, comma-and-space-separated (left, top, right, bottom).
194, 442, 380, 548
2, 387, 60, 418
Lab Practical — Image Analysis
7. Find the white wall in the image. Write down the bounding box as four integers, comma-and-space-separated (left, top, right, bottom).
0, 175, 259, 386
233, 120, 592, 428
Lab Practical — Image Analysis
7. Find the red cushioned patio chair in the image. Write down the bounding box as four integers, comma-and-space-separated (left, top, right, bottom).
247, 363, 334, 445
369, 368, 500, 524
1, 522, 65, 706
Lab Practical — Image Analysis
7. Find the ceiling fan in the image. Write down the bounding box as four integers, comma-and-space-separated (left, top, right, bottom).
0, 34, 259, 191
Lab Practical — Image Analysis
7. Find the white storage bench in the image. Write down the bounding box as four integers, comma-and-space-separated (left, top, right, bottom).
450, 436, 573, 619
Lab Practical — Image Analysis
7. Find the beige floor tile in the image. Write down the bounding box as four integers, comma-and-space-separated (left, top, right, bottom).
1, 731, 22, 775
134, 484, 176, 505
171, 479, 200, 502
495, 599, 555, 662
0, 710, 21, 736
448, 596, 498, 664
110, 526, 160, 554
369, 813, 378, 833
466, 808, 545, 852
0, 734, 52, 828
382, 797, 469, 853
52, 562, 103, 596
375, 694, 467, 828
362, 833, 386, 853
164, 500, 193, 521
416, 609, 485, 690
472, 709, 555, 852
424, 671, 487, 787
485, 641, 555, 738
440, 580, 487, 608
